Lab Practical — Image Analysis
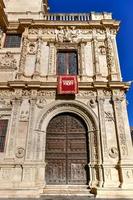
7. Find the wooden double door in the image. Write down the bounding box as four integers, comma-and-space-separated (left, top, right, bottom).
45, 113, 89, 185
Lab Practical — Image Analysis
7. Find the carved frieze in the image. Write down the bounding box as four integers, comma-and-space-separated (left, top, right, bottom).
76, 91, 96, 99
96, 28, 105, 35
0, 90, 14, 98
28, 28, 39, 35
42, 27, 92, 43
0, 52, 17, 71
38, 90, 56, 98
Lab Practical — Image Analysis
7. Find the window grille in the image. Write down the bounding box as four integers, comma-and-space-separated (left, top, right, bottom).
4, 34, 21, 48
0, 119, 8, 152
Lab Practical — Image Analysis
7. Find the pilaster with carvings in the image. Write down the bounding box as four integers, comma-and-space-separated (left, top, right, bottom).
105, 30, 118, 81
112, 90, 128, 161
92, 32, 102, 81
33, 37, 42, 78
17, 28, 28, 79
48, 42, 56, 75
80, 41, 86, 77
25, 93, 37, 160
5, 99, 22, 159
97, 90, 109, 162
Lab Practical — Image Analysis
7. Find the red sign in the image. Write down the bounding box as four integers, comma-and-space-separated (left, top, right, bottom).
57, 76, 78, 94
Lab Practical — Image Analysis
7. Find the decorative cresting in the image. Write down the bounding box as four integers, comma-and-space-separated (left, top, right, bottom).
36, 100, 102, 187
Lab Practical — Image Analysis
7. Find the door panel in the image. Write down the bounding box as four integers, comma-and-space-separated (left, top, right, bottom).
45, 113, 89, 185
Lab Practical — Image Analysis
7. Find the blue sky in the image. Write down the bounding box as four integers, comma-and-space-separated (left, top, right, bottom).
49, 0, 133, 126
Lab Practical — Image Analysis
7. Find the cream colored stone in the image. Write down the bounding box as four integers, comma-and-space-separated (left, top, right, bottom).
0, 0, 132, 198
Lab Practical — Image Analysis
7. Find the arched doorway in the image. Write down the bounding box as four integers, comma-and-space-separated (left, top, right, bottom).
45, 112, 89, 185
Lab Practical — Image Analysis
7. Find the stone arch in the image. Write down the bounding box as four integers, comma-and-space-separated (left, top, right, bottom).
35, 100, 102, 187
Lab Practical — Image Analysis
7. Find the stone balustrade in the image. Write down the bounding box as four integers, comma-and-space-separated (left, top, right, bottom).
43, 12, 112, 21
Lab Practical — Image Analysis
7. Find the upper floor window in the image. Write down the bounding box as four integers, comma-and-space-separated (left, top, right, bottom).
0, 119, 8, 152
4, 34, 21, 48
57, 50, 78, 75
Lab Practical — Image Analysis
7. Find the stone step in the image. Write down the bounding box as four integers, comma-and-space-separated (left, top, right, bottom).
42, 185, 93, 196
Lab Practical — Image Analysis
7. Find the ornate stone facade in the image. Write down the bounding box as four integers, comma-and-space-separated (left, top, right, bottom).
0, 0, 132, 198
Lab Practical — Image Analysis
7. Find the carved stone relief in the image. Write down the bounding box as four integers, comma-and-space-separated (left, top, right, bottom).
27, 42, 37, 54
125, 169, 133, 179
15, 147, 25, 158
19, 99, 30, 121
18, 36, 28, 75
0, 98, 11, 109
105, 111, 114, 122
97, 91, 108, 158
76, 91, 96, 99
113, 95, 128, 156
99, 45, 106, 55
36, 98, 46, 108
96, 29, 105, 35
109, 147, 118, 158
87, 98, 96, 108
0, 52, 17, 71
42, 27, 92, 43
28, 28, 39, 35
105, 37, 116, 73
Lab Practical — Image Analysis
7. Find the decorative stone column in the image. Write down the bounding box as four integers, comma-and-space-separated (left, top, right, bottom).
17, 28, 28, 79
5, 99, 22, 159
105, 36, 118, 81
93, 38, 102, 81
25, 98, 36, 160
97, 90, 108, 162
47, 42, 56, 80
80, 41, 86, 79
112, 93, 128, 160
33, 37, 42, 79
112, 90, 133, 188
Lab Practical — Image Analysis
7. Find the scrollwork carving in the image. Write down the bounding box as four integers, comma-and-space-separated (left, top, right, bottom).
109, 147, 118, 158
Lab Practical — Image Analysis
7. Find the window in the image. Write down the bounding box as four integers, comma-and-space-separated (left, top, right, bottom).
0, 120, 8, 152
57, 50, 78, 75
4, 34, 21, 48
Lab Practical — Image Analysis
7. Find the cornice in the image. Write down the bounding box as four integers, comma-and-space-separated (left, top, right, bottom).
5, 18, 120, 32
0, 81, 130, 90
